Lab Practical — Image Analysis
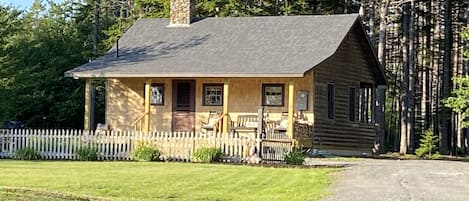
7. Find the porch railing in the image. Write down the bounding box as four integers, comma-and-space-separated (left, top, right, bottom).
260, 139, 293, 162
0, 129, 292, 162
131, 112, 149, 131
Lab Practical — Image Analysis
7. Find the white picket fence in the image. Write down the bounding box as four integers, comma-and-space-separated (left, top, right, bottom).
0, 129, 292, 162
260, 139, 293, 161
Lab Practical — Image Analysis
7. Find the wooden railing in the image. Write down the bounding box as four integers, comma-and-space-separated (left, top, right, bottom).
131, 112, 149, 131
0, 129, 293, 162
260, 139, 293, 162
216, 113, 228, 133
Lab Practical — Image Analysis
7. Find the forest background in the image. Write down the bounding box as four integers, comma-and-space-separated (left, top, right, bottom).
0, 0, 467, 155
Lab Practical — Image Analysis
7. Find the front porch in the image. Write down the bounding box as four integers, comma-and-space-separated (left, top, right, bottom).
83, 76, 315, 146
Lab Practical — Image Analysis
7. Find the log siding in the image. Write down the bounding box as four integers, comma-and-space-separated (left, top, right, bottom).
313, 25, 377, 153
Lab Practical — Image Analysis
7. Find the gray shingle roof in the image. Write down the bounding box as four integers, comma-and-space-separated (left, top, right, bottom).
66, 14, 360, 78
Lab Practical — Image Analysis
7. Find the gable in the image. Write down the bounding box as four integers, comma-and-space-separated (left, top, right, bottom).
346, 21, 387, 85
312, 19, 386, 86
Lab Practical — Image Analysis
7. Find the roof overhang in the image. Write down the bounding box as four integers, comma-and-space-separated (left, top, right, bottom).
66, 72, 305, 79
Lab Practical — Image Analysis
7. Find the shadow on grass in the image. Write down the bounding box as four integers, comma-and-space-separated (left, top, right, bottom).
0, 187, 107, 201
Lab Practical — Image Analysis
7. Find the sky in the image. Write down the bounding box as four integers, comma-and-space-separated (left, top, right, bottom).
1, 0, 63, 9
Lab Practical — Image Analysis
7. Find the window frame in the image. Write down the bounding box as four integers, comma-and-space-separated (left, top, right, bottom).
150, 83, 165, 105
327, 83, 335, 120
348, 86, 356, 122
359, 82, 374, 124
262, 84, 285, 107
202, 83, 224, 106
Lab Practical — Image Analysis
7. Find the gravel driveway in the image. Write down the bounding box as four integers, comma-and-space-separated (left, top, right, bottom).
325, 159, 469, 201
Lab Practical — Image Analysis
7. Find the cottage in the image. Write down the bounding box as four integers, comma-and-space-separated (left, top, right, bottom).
66, 0, 386, 155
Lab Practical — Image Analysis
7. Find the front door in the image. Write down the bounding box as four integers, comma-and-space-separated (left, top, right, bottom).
172, 80, 195, 132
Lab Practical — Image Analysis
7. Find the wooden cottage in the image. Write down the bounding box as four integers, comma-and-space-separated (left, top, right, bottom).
66, 0, 386, 155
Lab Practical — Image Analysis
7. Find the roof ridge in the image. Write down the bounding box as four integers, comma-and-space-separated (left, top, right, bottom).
137, 13, 359, 21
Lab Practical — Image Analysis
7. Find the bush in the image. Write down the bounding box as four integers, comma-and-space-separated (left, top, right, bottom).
284, 149, 305, 165
76, 146, 98, 161
14, 147, 40, 160
415, 129, 440, 159
131, 142, 161, 161
191, 147, 223, 163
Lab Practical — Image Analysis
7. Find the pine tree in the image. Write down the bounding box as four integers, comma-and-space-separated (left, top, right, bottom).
415, 129, 440, 159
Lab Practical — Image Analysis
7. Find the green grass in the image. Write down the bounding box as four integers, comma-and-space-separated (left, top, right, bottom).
0, 161, 333, 201
0, 189, 73, 201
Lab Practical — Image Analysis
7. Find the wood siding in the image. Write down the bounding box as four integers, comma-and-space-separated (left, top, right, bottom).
105, 75, 314, 135
313, 25, 377, 153
107, 78, 175, 131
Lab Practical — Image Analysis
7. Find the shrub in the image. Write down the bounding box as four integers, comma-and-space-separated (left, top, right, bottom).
456, 147, 467, 156
14, 147, 40, 160
284, 149, 305, 165
131, 142, 161, 161
191, 147, 223, 163
415, 129, 440, 159
76, 146, 98, 161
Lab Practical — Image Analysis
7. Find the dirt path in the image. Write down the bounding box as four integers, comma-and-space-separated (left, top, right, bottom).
325, 159, 469, 201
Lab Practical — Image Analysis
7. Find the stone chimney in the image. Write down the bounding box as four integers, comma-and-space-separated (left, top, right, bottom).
169, 0, 194, 27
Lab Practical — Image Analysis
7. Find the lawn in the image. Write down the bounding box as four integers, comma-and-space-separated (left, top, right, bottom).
0, 161, 333, 201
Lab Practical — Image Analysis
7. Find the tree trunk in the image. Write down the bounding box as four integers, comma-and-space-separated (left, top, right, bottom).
423, 0, 432, 131
368, 2, 375, 45
400, 3, 410, 155
374, 0, 389, 154
377, 0, 389, 64
93, 0, 100, 57
407, 0, 416, 152
439, 0, 452, 154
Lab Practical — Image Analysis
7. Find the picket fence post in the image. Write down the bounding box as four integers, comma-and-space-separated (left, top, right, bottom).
0, 129, 292, 162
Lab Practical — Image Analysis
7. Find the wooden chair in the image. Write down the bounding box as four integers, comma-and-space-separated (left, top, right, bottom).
263, 120, 276, 139
263, 113, 289, 140
201, 111, 223, 134
230, 115, 259, 138
263, 120, 289, 140
230, 115, 259, 129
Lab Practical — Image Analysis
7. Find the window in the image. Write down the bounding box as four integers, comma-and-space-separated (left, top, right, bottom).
359, 82, 373, 124
150, 83, 164, 105
348, 87, 356, 121
203, 84, 223, 106
327, 83, 335, 119
262, 84, 284, 106
297, 90, 308, 111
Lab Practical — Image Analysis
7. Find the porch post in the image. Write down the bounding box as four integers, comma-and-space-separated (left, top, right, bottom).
144, 80, 151, 133
222, 79, 229, 133
84, 79, 92, 130
287, 81, 295, 139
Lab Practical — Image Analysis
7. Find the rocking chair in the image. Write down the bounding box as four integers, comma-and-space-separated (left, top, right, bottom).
201, 111, 223, 134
